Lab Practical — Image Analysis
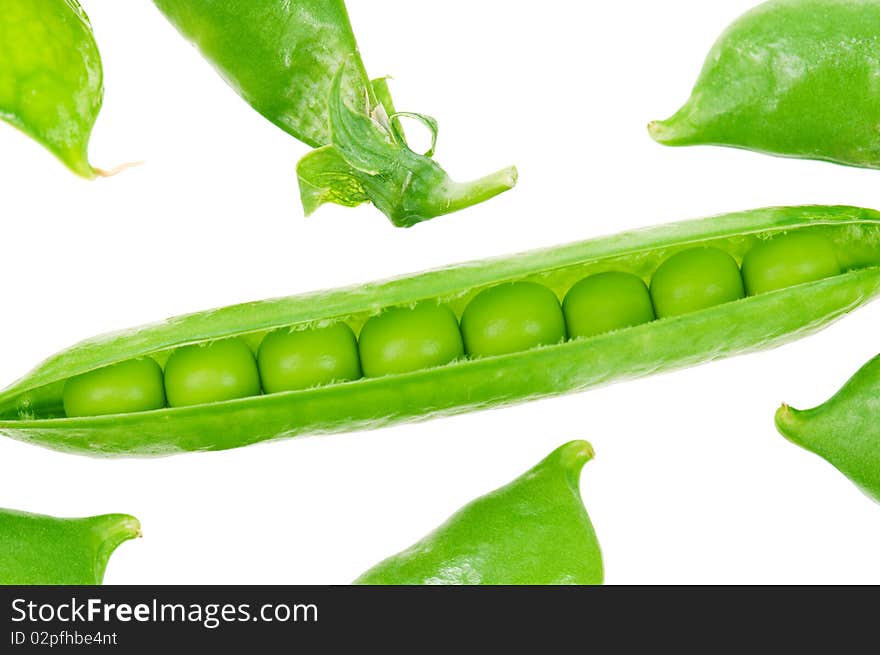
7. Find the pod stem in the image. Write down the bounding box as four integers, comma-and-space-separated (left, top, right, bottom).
296, 65, 516, 227
433, 166, 519, 216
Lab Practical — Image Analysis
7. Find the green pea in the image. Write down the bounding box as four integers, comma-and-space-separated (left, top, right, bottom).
164, 338, 261, 408
742, 233, 841, 296
258, 323, 361, 393
461, 282, 566, 358
63, 358, 165, 418
650, 247, 745, 318
563, 272, 655, 338
358, 303, 464, 377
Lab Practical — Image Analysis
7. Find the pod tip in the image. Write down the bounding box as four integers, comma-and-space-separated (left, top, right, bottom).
774, 403, 799, 435
556, 440, 595, 470
502, 165, 519, 189
647, 116, 695, 145
118, 514, 143, 540
93, 514, 142, 542
94, 160, 144, 178
647, 119, 670, 143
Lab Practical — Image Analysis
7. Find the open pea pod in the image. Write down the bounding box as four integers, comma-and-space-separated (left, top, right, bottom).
776, 355, 880, 504
0, 508, 140, 584
355, 441, 602, 585
650, 0, 880, 169
152, 0, 516, 227
0, 0, 103, 177
1, 205, 880, 457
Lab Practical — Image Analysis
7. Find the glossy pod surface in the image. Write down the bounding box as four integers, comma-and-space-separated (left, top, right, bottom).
0, 0, 103, 177
776, 355, 880, 503
355, 441, 603, 585
152, 0, 366, 148
0, 508, 140, 584
1, 206, 880, 457
650, 0, 880, 169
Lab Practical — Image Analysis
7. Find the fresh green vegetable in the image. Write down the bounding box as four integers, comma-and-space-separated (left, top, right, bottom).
358, 303, 464, 377
258, 323, 361, 393
0, 0, 103, 177
776, 354, 880, 503
63, 358, 165, 418
650, 0, 880, 169
1, 206, 879, 457
152, 0, 516, 227
650, 248, 745, 318
564, 272, 655, 338
742, 232, 841, 295
461, 282, 567, 357
0, 508, 140, 584
164, 338, 260, 408
152, 0, 362, 148
355, 441, 603, 585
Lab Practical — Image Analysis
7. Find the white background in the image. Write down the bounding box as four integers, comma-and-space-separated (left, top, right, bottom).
1, 0, 879, 584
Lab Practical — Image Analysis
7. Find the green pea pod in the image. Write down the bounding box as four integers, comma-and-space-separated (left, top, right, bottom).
650, 0, 880, 169
0, 0, 103, 177
1, 205, 879, 457
776, 355, 880, 503
355, 441, 602, 585
152, 0, 366, 148
152, 0, 516, 227
0, 508, 140, 584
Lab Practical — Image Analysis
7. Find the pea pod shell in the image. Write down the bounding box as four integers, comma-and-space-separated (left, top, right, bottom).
776, 355, 880, 503
152, 0, 371, 148
650, 0, 880, 169
0, 509, 140, 584
355, 441, 603, 585
1, 205, 880, 457
0, 0, 102, 177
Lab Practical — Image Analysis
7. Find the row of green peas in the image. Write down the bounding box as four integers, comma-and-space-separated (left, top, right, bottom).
62, 232, 842, 418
